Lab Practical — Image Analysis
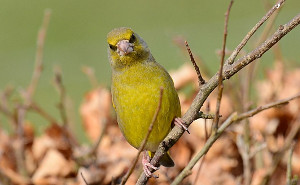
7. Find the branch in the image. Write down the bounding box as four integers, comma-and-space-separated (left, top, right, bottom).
212, 0, 233, 131
80, 172, 89, 185
195, 111, 219, 120
54, 67, 69, 127
227, 0, 286, 65
0, 104, 13, 119
171, 93, 300, 185
237, 133, 251, 185
0, 87, 14, 120
121, 88, 164, 185
14, 9, 51, 179
286, 142, 296, 185
136, 9, 300, 185
185, 41, 205, 85
25, 9, 51, 105
88, 119, 108, 156
29, 101, 57, 124
173, 36, 211, 77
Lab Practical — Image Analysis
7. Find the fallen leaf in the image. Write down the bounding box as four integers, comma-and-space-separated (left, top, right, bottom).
80, 87, 112, 142
32, 149, 76, 183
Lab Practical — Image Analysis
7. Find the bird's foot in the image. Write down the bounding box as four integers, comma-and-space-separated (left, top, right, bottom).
142, 152, 159, 178
174, 117, 190, 134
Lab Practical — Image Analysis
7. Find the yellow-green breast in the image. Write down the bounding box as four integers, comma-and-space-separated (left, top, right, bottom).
111, 60, 181, 152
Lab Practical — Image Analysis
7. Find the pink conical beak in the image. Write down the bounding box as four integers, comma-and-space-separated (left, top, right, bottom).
117, 40, 134, 56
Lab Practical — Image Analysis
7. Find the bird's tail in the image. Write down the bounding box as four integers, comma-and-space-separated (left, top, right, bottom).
148, 151, 174, 167
160, 151, 175, 167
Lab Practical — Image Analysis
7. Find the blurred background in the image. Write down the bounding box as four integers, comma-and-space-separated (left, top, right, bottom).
0, 0, 299, 142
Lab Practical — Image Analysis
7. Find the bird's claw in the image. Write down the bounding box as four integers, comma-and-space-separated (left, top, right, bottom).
142, 152, 159, 178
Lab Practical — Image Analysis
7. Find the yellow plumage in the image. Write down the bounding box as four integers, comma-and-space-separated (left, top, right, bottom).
107, 27, 181, 167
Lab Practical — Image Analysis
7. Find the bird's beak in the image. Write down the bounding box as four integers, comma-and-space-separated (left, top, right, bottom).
117, 40, 134, 56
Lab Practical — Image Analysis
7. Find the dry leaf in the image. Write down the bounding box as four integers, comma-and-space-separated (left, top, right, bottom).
32, 149, 76, 183
32, 134, 56, 161
80, 87, 111, 142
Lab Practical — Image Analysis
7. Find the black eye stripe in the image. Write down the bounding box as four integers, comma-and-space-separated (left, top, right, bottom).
109, 44, 117, 51
129, 34, 136, 43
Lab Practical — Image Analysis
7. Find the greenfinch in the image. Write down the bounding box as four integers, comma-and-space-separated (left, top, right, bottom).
107, 27, 187, 177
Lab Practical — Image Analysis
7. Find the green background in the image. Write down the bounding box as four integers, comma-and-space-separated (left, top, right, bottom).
0, 0, 299, 142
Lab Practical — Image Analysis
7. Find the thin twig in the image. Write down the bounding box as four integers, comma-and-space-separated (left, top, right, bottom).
29, 102, 57, 124
53, 67, 79, 151
15, 106, 27, 177
54, 67, 69, 127
212, 0, 233, 131
121, 88, 164, 185
241, 63, 252, 185
25, 9, 51, 105
0, 104, 13, 119
227, 0, 286, 65
246, 1, 283, 97
80, 172, 89, 185
173, 36, 211, 77
286, 142, 296, 185
236, 133, 251, 185
14, 9, 51, 179
195, 111, 219, 120
171, 93, 300, 185
185, 41, 205, 85
89, 119, 108, 156
136, 12, 300, 185
249, 143, 267, 158
0, 87, 14, 120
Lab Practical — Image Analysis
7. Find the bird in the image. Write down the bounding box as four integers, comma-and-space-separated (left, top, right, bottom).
107, 27, 188, 177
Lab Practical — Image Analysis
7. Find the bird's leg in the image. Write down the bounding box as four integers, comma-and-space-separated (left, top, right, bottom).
174, 117, 190, 134
142, 152, 159, 178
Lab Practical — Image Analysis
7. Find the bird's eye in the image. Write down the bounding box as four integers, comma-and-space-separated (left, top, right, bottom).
109, 44, 117, 51
129, 34, 136, 43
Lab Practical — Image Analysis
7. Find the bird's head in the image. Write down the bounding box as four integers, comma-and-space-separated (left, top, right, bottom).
107, 27, 150, 69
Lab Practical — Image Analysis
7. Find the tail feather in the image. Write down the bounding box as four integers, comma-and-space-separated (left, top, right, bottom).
148, 151, 174, 167
159, 151, 175, 167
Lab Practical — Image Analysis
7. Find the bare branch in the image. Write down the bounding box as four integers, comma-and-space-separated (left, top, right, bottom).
12, 9, 51, 179
173, 36, 211, 76
227, 0, 286, 65
0, 87, 14, 120
195, 111, 219, 120
29, 101, 57, 124
25, 9, 51, 104
136, 11, 300, 185
286, 142, 296, 185
54, 67, 69, 127
171, 93, 300, 185
249, 143, 267, 158
185, 41, 205, 85
80, 172, 89, 185
0, 104, 13, 119
237, 133, 251, 185
212, 0, 234, 131
15, 106, 27, 177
